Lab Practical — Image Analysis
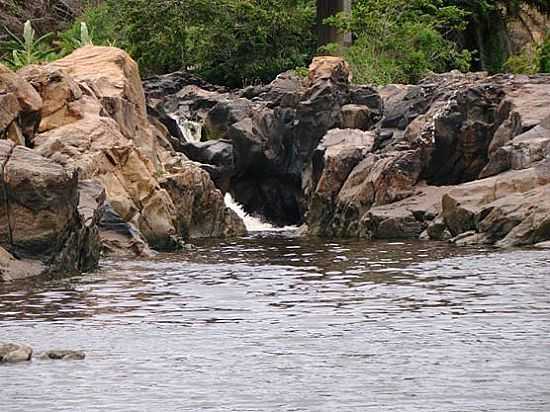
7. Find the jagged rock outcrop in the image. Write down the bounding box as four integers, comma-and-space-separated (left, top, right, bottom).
302, 72, 550, 247
145, 58, 548, 247
21, 47, 245, 251
0, 63, 42, 145
146, 56, 383, 225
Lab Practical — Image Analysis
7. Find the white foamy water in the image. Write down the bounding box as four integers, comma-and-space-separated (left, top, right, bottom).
170, 114, 202, 143
224, 193, 297, 232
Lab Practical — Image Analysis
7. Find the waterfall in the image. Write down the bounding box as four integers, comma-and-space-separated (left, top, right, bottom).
170, 114, 203, 143
224, 193, 297, 232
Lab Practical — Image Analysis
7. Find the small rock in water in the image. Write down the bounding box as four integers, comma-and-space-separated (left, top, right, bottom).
0, 343, 33, 363
37, 350, 86, 361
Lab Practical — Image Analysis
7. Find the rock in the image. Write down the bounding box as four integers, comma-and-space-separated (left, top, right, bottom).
0, 63, 42, 146
205, 98, 253, 140
98, 203, 154, 257
450, 231, 491, 246
159, 165, 246, 238
341, 104, 379, 130
143, 71, 228, 100
239, 71, 304, 106
51, 46, 157, 162
36, 350, 86, 360
0, 140, 103, 277
18, 64, 82, 133
442, 194, 478, 237
23, 47, 245, 252
481, 75, 550, 177
0, 246, 44, 282
426, 217, 453, 241
305, 129, 375, 235
307, 56, 352, 85
439, 160, 550, 246
310, 149, 424, 237
533, 240, 550, 249
0, 343, 32, 363
179, 140, 235, 192
362, 208, 425, 240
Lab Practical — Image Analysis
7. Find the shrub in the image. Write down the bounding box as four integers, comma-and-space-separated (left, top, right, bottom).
327, 0, 472, 85
503, 32, 550, 74
63, 0, 316, 87
539, 34, 550, 73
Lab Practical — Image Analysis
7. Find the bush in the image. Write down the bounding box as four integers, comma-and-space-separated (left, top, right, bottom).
503, 32, 550, 74
326, 0, 472, 85
63, 0, 316, 87
539, 34, 550, 73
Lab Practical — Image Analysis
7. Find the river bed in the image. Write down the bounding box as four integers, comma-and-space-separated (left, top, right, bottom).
1, 233, 549, 411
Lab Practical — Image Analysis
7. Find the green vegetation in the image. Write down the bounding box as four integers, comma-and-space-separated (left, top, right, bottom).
1, 20, 55, 70
59, 0, 316, 87
504, 32, 550, 74
0, 0, 549, 84
326, 0, 472, 84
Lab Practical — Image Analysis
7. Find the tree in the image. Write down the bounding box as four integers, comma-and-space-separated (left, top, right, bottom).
316, 0, 352, 47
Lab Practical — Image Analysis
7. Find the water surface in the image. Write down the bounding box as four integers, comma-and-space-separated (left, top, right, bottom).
1, 234, 549, 411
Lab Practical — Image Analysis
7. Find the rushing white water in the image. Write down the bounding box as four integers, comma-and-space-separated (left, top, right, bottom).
170, 114, 203, 143
224, 193, 297, 232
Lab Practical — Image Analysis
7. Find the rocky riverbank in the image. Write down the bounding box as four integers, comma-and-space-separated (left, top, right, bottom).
1, 46, 245, 282
2, 48, 549, 282
146, 57, 550, 249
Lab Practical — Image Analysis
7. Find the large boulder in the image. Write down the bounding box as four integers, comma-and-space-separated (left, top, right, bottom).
481, 75, 550, 177
159, 165, 246, 239
305, 129, 375, 235
0, 140, 103, 281
439, 160, 550, 247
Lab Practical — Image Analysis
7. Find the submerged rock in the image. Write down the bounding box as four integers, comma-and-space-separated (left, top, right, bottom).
36, 350, 86, 361
0, 343, 32, 363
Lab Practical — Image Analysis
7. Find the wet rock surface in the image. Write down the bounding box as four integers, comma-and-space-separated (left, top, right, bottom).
36, 350, 86, 361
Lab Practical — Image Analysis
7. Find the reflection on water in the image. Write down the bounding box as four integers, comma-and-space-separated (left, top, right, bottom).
1, 234, 549, 412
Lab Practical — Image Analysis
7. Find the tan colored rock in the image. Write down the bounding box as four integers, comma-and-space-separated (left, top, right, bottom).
0, 246, 44, 282
159, 164, 246, 239
305, 129, 375, 235
0, 63, 43, 145
26, 48, 245, 252
440, 160, 550, 246
52, 46, 158, 164
307, 56, 352, 85
341, 104, 378, 130
19, 64, 83, 132
0, 64, 42, 112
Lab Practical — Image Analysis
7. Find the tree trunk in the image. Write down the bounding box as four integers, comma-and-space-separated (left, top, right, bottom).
317, 0, 352, 48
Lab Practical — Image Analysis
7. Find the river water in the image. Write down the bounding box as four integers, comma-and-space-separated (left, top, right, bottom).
1, 232, 549, 411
